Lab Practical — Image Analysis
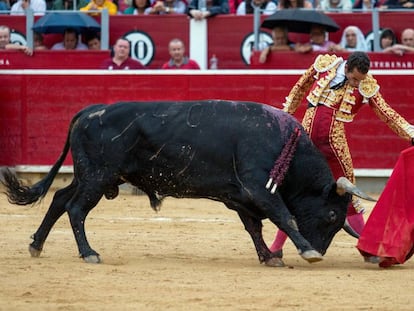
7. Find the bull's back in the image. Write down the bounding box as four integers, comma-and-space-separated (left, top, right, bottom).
87, 100, 291, 141
70, 100, 298, 176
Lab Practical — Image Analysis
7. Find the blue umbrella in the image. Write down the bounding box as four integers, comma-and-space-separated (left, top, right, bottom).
32, 12, 101, 34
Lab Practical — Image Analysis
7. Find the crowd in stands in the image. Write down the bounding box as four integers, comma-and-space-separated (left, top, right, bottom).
1, 0, 413, 15
259, 25, 414, 63
0, 0, 413, 16
1, 0, 414, 68
97, 36, 200, 69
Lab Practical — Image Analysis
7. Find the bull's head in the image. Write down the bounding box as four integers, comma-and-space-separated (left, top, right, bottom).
293, 177, 375, 260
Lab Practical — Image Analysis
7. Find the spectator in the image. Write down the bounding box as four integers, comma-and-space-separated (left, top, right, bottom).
0, 25, 33, 55
147, 0, 187, 14
52, 0, 89, 10
161, 38, 200, 69
353, 0, 380, 11
383, 28, 414, 54
229, 0, 242, 13
236, 0, 277, 15
187, 0, 229, 20
101, 37, 145, 70
332, 25, 369, 52
379, 28, 397, 50
380, 0, 414, 9
123, 0, 151, 13
268, 51, 414, 264
115, 0, 129, 11
80, 0, 118, 15
51, 28, 88, 50
0, 0, 10, 12
259, 26, 293, 63
85, 33, 101, 50
278, 0, 313, 9
400, 28, 414, 47
318, 0, 352, 11
294, 25, 336, 53
366, 27, 397, 51
34, 31, 47, 50
10, 0, 46, 15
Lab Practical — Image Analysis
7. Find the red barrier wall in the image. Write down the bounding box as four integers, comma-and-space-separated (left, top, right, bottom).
3, 11, 414, 168
1, 65, 413, 169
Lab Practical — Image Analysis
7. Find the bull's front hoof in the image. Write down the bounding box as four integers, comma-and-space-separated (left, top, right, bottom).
301, 250, 323, 263
265, 257, 285, 267
104, 186, 119, 200
83, 254, 101, 263
28, 245, 42, 257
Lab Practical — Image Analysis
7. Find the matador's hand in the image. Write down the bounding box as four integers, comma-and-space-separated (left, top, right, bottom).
409, 124, 414, 145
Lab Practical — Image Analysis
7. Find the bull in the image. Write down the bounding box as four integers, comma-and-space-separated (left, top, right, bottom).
1, 100, 373, 266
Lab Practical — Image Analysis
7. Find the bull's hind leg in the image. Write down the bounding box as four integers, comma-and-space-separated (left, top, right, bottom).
65, 186, 104, 263
29, 182, 77, 257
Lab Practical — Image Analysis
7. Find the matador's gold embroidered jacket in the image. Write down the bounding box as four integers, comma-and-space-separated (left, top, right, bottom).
282, 54, 414, 141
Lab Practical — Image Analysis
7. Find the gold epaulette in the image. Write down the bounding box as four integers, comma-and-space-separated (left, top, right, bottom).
313, 54, 343, 73
359, 75, 380, 98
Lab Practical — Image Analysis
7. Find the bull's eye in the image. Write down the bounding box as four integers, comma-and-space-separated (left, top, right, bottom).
328, 211, 337, 223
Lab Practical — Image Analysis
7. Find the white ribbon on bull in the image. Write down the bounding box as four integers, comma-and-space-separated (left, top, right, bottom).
266, 127, 301, 194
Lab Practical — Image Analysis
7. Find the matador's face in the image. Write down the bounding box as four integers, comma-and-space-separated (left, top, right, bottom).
345, 65, 367, 88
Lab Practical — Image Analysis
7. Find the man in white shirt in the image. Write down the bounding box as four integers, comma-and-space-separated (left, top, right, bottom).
51, 28, 88, 50
10, 0, 46, 15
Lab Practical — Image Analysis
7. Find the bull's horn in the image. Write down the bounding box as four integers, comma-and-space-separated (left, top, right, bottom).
336, 177, 377, 202
343, 219, 360, 239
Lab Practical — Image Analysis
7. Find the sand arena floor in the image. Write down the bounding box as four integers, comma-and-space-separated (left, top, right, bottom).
0, 189, 413, 311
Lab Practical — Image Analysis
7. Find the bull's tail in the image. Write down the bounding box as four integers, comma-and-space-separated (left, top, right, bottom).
2, 112, 80, 206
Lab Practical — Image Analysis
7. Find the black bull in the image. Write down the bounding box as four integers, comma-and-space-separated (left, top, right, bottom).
2, 100, 373, 266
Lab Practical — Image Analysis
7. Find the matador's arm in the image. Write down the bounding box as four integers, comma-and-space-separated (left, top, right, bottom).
282, 65, 316, 115
369, 93, 414, 141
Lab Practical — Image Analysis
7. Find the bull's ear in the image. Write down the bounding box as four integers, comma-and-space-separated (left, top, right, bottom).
336, 177, 376, 202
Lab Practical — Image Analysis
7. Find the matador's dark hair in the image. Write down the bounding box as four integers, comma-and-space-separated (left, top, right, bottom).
346, 51, 370, 74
